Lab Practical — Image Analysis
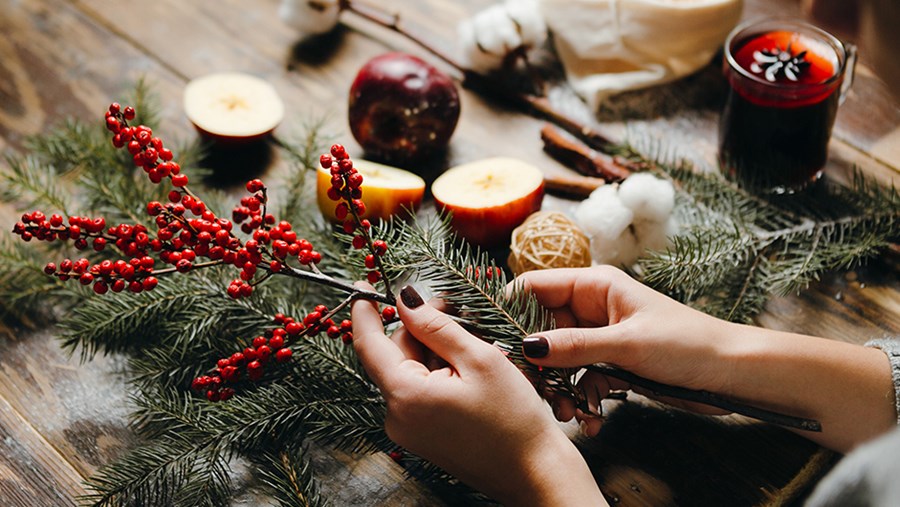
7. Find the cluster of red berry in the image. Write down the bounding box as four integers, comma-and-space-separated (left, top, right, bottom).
13, 211, 162, 294
192, 311, 331, 401
106, 103, 185, 186
13, 103, 396, 402
320, 145, 389, 285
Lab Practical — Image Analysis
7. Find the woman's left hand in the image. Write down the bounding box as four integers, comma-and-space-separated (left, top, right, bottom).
351, 283, 606, 506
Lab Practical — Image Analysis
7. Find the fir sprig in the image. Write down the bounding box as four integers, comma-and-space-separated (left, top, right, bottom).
635, 153, 899, 323
386, 214, 582, 404
255, 445, 327, 507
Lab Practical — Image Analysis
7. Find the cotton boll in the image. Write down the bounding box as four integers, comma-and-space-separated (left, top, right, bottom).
632, 215, 678, 252
458, 20, 504, 72
590, 227, 642, 267
574, 186, 634, 239
618, 173, 675, 223
504, 0, 548, 49
458, 4, 525, 72
279, 0, 341, 36
475, 6, 523, 55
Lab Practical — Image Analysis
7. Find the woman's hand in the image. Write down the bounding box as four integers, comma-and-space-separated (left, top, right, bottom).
515, 265, 736, 434
351, 284, 606, 506
515, 266, 896, 452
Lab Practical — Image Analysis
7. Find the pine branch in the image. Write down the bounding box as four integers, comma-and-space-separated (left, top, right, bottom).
636, 151, 899, 322
386, 214, 583, 404
22, 118, 109, 176
81, 434, 229, 507
1, 154, 73, 214
0, 231, 79, 324
256, 445, 329, 507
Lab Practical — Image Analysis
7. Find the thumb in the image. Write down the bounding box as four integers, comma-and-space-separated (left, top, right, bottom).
397, 285, 496, 369
521, 326, 630, 368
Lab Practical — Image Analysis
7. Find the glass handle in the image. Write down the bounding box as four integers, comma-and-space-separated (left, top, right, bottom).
840, 43, 857, 105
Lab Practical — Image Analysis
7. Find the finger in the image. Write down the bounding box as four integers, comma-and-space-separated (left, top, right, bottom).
576, 410, 604, 438
397, 285, 496, 370
388, 326, 426, 363
575, 371, 615, 418
351, 282, 409, 390
548, 392, 576, 422
511, 266, 633, 328
521, 326, 631, 368
510, 267, 615, 310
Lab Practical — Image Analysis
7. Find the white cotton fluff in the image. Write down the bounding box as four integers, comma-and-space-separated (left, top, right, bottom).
458, 0, 548, 73
458, 18, 503, 72
574, 185, 633, 239
632, 216, 678, 252
504, 0, 548, 50
574, 185, 641, 267
279, 0, 342, 36
573, 176, 678, 267
617, 172, 676, 223
591, 227, 643, 266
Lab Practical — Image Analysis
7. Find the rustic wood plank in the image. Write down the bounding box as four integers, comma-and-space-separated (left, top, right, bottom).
0, 329, 135, 481
0, 0, 189, 152
0, 391, 87, 506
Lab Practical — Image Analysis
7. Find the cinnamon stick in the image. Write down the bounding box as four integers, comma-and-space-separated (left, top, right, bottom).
544, 174, 605, 199
540, 124, 631, 182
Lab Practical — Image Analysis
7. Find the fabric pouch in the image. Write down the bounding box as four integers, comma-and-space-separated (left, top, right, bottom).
540, 0, 743, 109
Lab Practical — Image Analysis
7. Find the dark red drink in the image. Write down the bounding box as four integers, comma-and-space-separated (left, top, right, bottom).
719, 20, 855, 193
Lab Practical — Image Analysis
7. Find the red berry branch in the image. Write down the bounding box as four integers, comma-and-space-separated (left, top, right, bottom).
12, 103, 398, 402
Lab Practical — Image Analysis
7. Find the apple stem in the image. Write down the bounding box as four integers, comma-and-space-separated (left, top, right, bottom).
343, 0, 619, 155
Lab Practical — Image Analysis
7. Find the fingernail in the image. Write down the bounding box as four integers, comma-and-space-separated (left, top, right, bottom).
522, 336, 549, 358
400, 285, 424, 309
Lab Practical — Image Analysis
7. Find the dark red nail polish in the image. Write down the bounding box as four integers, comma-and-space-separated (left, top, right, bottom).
400, 285, 424, 308
523, 336, 549, 358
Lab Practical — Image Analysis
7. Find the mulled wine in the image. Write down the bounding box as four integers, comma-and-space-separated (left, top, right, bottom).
718, 20, 855, 193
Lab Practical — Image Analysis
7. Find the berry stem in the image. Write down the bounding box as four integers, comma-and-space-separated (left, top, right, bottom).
150, 259, 224, 276
345, 1, 464, 74
277, 262, 394, 306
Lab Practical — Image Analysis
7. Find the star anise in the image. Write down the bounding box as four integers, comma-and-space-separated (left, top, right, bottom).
749, 44, 810, 82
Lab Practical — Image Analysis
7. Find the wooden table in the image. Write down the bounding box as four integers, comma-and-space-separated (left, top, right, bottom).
0, 0, 897, 505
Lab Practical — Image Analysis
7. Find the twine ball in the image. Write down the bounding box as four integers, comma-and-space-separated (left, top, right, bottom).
508, 211, 592, 276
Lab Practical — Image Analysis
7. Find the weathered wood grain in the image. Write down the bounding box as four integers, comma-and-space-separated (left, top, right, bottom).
0, 330, 134, 479
0, 393, 87, 506
0, 0, 189, 151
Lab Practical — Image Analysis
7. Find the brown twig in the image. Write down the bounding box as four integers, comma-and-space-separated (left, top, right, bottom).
586, 363, 822, 432
543, 174, 605, 199
540, 124, 631, 182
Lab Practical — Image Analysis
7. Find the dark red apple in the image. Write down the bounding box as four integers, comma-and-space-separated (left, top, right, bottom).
348, 52, 461, 164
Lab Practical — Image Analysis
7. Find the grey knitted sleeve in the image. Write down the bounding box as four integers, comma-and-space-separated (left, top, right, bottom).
865, 339, 900, 425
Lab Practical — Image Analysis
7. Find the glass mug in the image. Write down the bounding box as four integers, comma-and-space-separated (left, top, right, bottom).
718, 18, 856, 194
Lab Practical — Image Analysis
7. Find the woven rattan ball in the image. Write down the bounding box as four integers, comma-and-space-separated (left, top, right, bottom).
508, 211, 592, 276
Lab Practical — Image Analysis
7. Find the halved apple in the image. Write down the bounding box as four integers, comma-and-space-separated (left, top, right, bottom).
316, 159, 426, 222
183, 72, 284, 144
432, 157, 544, 248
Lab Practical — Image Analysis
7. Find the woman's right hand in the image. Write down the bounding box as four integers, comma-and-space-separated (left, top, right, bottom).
513, 266, 896, 452
513, 266, 737, 435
